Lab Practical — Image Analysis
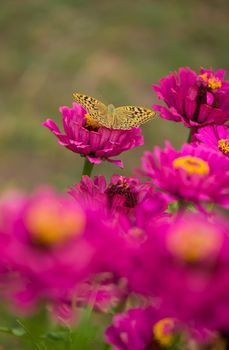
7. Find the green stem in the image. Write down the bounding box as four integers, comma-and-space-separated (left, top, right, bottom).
82, 158, 94, 177
0, 326, 12, 334
187, 129, 192, 143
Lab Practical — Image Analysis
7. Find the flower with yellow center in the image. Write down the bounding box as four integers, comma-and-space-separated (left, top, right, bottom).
128, 227, 145, 238
25, 200, 85, 246
199, 73, 222, 90
84, 113, 101, 129
173, 155, 209, 176
127, 227, 146, 244
117, 176, 129, 188
218, 139, 229, 155
167, 222, 222, 263
153, 318, 176, 347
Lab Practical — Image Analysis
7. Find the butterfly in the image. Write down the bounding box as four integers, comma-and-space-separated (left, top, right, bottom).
72, 92, 156, 130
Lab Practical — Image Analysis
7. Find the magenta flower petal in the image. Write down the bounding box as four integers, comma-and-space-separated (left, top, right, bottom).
152, 105, 181, 122
107, 158, 124, 168
86, 156, 102, 164
184, 97, 196, 118
42, 119, 61, 134
206, 91, 214, 105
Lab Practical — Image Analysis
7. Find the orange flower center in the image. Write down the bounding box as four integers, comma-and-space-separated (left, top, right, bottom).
173, 155, 209, 176
84, 113, 101, 129
153, 318, 176, 347
25, 201, 85, 246
199, 73, 222, 90
167, 223, 222, 263
218, 139, 229, 155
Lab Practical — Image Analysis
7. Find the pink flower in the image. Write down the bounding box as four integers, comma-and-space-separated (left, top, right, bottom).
0, 188, 123, 311
194, 124, 229, 157
106, 307, 179, 350
74, 276, 127, 313
153, 67, 229, 128
140, 142, 229, 209
70, 175, 169, 293
70, 174, 167, 219
43, 103, 144, 168
48, 274, 128, 324
124, 211, 229, 334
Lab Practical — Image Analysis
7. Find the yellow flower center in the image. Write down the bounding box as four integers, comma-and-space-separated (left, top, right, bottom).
173, 155, 209, 176
128, 227, 145, 238
25, 201, 85, 246
116, 176, 129, 188
84, 113, 101, 129
218, 139, 229, 155
199, 73, 222, 90
167, 222, 222, 263
153, 318, 176, 347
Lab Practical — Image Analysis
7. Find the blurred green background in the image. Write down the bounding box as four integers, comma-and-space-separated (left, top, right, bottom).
1, 0, 228, 192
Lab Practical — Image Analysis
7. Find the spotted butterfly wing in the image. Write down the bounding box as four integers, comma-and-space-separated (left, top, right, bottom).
72, 92, 110, 127
114, 106, 156, 129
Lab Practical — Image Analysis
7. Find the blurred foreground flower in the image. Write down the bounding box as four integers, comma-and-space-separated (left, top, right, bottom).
70, 174, 169, 289
136, 212, 229, 334
43, 103, 144, 168
153, 67, 229, 128
0, 188, 123, 312
106, 307, 180, 350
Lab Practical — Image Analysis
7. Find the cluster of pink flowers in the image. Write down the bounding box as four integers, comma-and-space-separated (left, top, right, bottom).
1, 66, 229, 349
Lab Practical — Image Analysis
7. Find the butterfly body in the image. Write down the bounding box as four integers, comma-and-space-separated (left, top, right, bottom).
73, 92, 156, 130
107, 104, 116, 128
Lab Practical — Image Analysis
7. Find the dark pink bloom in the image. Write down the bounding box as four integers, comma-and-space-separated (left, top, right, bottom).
70, 175, 169, 294
133, 212, 229, 334
106, 307, 180, 350
70, 174, 168, 219
195, 124, 229, 157
140, 142, 229, 209
153, 67, 229, 128
43, 103, 144, 168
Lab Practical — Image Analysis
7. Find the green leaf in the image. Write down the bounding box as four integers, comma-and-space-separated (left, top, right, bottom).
0, 325, 26, 337
0, 326, 12, 334
42, 331, 68, 341
11, 327, 26, 336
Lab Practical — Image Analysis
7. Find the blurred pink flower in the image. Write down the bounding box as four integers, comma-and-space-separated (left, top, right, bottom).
0, 188, 123, 311
106, 307, 179, 350
139, 212, 229, 334
153, 67, 229, 128
43, 103, 144, 168
48, 274, 128, 324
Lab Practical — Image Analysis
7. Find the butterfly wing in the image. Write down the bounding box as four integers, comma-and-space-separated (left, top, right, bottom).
72, 92, 110, 127
114, 106, 156, 129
